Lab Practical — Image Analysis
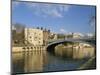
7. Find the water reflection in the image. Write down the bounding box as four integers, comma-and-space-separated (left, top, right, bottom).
55, 44, 95, 59
23, 50, 44, 73
12, 50, 46, 73
12, 53, 24, 73
12, 45, 95, 74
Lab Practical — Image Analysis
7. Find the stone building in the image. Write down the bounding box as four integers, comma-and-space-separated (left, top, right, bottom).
12, 24, 51, 46
43, 29, 50, 46
72, 33, 83, 39
24, 28, 43, 46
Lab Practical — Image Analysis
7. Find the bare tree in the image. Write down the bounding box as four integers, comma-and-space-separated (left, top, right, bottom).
89, 16, 96, 39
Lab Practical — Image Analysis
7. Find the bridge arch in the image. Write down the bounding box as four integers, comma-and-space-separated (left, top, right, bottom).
46, 39, 95, 53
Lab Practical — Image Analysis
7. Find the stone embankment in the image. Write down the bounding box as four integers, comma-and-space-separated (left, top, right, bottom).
12, 46, 46, 53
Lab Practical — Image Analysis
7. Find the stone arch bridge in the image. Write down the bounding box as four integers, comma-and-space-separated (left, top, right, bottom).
46, 38, 96, 52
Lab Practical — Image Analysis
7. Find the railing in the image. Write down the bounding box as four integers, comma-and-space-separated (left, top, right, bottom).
47, 38, 95, 46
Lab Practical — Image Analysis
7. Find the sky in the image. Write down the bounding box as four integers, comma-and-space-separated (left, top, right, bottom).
12, 1, 96, 34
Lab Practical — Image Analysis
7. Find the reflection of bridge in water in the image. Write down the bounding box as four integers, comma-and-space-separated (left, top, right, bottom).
46, 38, 96, 52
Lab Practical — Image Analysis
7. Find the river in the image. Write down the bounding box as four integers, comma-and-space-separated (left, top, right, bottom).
12, 46, 95, 74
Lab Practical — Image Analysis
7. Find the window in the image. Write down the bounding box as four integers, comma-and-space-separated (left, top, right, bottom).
39, 41, 40, 43
34, 37, 38, 41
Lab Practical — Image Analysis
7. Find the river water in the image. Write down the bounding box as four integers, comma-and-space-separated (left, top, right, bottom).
12, 47, 95, 74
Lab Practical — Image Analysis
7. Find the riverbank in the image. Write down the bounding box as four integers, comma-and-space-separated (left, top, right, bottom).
78, 56, 96, 70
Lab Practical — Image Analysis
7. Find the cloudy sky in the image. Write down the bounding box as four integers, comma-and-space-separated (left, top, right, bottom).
12, 1, 96, 34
